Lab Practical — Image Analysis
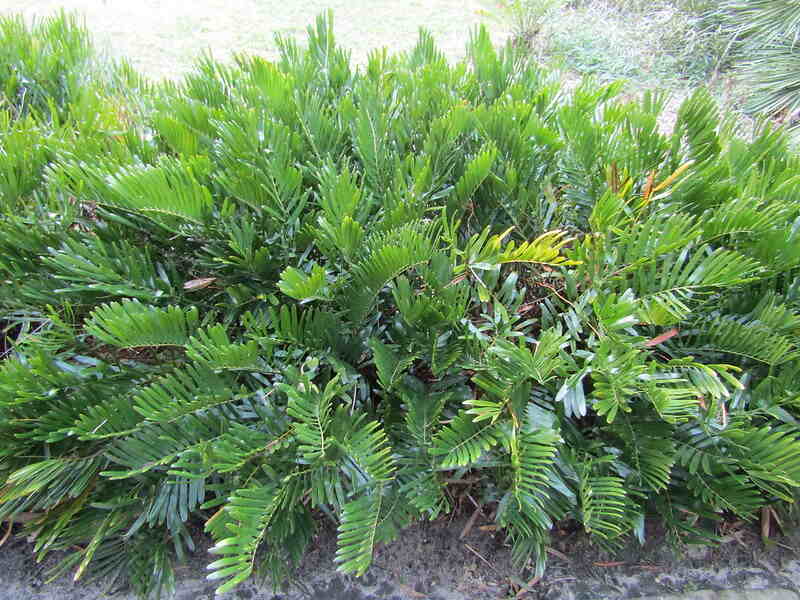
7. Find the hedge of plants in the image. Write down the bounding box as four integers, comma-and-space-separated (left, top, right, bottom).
1, 11, 800, 599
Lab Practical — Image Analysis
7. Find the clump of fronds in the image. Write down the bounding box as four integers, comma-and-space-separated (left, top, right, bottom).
2, 11, 800, 600
0, 12, 93, 118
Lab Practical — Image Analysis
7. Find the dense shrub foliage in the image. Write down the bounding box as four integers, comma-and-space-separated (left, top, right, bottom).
2, 12, 800, 599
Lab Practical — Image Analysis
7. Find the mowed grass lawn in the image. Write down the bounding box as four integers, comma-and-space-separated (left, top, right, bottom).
0, 0, 509, 79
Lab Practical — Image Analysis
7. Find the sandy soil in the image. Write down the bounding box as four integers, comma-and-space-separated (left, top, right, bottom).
1, 513, 799, 599
0, 0, 509, 79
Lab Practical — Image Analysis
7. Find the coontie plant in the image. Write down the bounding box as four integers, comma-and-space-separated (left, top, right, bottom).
1, 11, 800, 599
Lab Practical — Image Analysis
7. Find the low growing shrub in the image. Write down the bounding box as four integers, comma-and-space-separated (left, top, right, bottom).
1, 11, 800, 599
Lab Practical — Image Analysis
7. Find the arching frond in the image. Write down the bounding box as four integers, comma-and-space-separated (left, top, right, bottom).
132, 363, 238, 422
186, 325, 260, 371
431, 411, 503, 467
86, 300, 200, 349
335, 493, 383, 575
207, 483, 280, 594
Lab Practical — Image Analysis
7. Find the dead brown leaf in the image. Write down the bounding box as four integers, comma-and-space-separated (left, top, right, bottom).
644, 327, 679, 347
183, 277, 217, 291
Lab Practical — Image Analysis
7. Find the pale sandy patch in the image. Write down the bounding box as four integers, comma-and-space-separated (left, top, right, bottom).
1, 0, 509, 79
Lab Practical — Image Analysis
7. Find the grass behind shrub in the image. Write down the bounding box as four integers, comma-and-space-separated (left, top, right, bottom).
515, 0, 800, 130
523, 0, 733, 85
1, 11, 800, 599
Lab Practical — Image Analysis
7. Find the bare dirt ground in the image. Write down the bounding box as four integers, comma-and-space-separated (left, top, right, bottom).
0, 0, 509, 79
1, 514, 799, 599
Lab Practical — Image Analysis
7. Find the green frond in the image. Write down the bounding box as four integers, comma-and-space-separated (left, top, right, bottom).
407, 28, 447, 68
430, 330, 467, 375
590, 342, 645, 423
634, 247, 761, 325
151, 113, 202, 157
684, 472, 764, 517
186, 325, 260, 370
496, 498, 549, 575
86, 300, 200, 349
399, 470, 447, 517
313, 215, 365, 264
213, 117, 308, 223
0, 113, 56, 205
0, 456, 101, 514
668, 360, 743, 402
512, 428, 560, 526
278, 263, 333, 303
371, 485, 418, 545
402, 387, 447, 448
487, 327, 569, 386
591, 289, 640, 334
104, 413, 226, 479
284, 375, 342, 464
747, 294, 800, 335
0, 351, 125, 445
72, 394, 144, 440
457, 227, 577, 278
700, 196, 788, 242
390, 274, 469, 328
349, 90, 399, 194
643, 372, 702, 424
674, 89, 721, 164
448, 144, 497, 216
430, 410, 503, 467
589, 188, 633, 234
315, 161, 365, 223
261, 305, 350, 356
210, 422, 290, 474
42, 237, 178, 304
675, 426, 734, 477
132, 364, 238, 422
129, 532, 178, 600
614, 419, 676, 491
335, 493, 382, 575
347, 226, 436, 321
615, 214, 701, 265
723, 424, 800, 501
207, 483, 280, 595
672, 426, 765, 515
136, 476, 205, 534
697, 317, 798, 366
343, 417, 396, 488
465, 25, 521, 103
71, 510, 129, 582
748, 223, 800, 271
103, 159, 213, 228
464, 393, 506, 424
579, 473, 629, 540
368, 338, 417, 392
